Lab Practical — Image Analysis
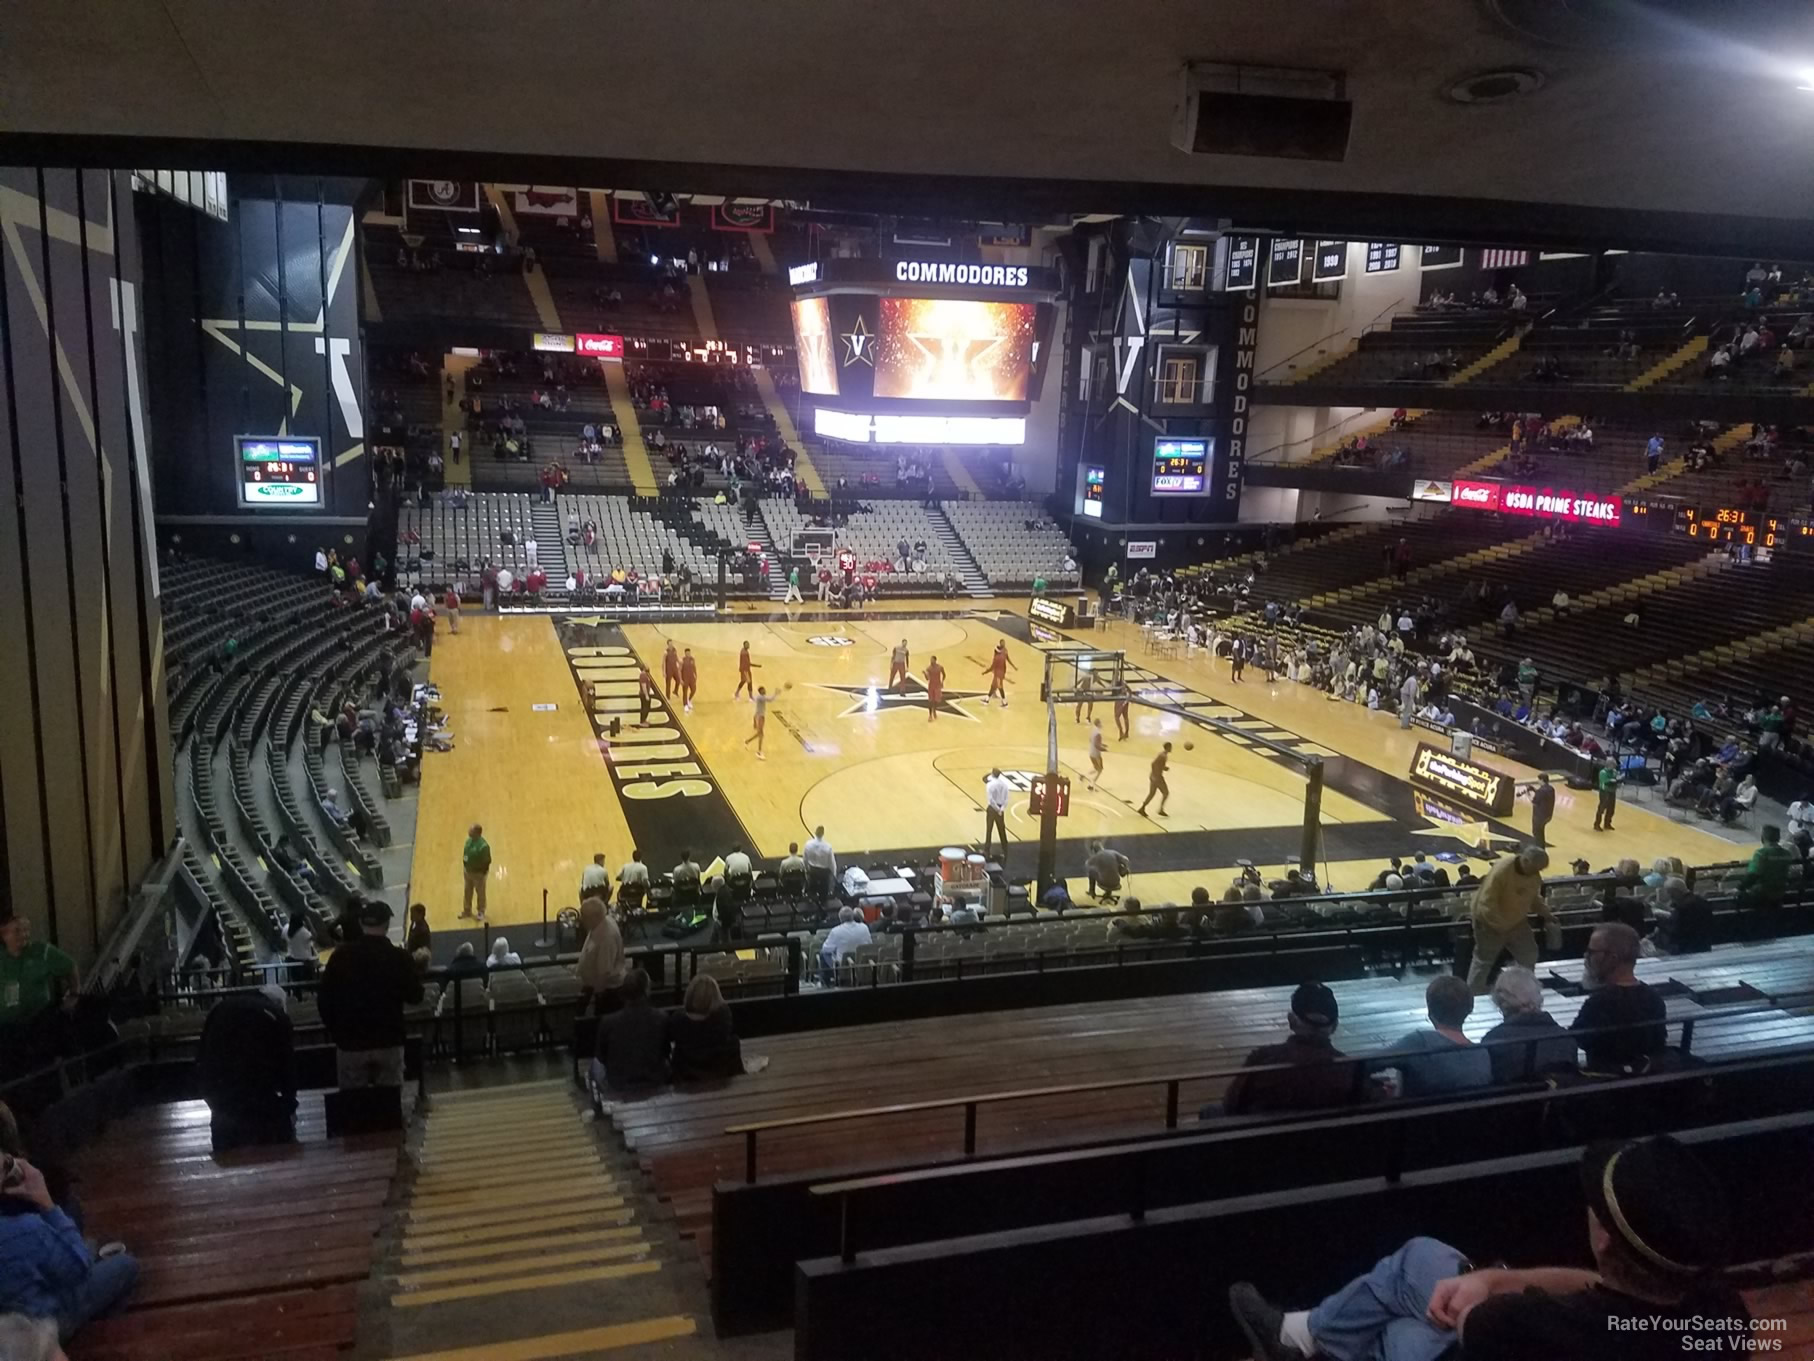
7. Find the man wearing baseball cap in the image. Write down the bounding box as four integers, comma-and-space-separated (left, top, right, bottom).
1211, 982, 1353, 1119
1230, 1134, 1750, 1359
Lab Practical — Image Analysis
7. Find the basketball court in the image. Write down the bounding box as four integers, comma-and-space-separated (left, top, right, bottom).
408, 601, 1744, 932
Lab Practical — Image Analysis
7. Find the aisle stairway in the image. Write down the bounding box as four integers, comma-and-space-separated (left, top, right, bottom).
377, 1080, 704, 1361
926, 504, 992, 597
530, 500, 571, 581
599, 361, 660, 495
751, 367, 827, 497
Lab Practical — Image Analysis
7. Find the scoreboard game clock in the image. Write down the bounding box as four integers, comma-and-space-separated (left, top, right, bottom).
1152, 437, 1210, 494
1677, 506, 1784, 548
236, 435, 322, 509
1027, 774, 1071, 818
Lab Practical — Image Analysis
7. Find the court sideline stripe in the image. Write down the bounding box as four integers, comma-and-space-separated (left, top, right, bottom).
390, 1259, 660, 1307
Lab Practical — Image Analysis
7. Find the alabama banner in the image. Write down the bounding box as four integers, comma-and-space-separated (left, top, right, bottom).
406, 180, 481, 213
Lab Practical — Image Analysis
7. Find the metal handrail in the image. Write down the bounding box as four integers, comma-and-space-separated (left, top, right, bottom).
726, 985, 1814, 1181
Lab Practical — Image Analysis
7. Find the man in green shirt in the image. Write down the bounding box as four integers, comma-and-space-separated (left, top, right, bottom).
1740, 824, 1795, 907
1593, 757, 1621, 832
461, 825, 491, 920
784, 564, 803, 604
0, 914, 79, 1078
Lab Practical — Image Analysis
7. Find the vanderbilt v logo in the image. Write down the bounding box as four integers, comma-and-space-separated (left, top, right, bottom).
1112, 336, 1145, 394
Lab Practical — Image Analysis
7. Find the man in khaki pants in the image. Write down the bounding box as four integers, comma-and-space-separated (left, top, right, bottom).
461, 824, 491, 919
1465, 844, 1553, 994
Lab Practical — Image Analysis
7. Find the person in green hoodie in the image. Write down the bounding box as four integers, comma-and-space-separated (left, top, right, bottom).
1739, 824, 1795, 908
461, 824, 491, 920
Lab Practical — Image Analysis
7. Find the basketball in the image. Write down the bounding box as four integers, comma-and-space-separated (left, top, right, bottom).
782, 681, 794, 692
1183, 741, 1195, 751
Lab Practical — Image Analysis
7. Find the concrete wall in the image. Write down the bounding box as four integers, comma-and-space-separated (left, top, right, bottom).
1255, 242, 1425, 380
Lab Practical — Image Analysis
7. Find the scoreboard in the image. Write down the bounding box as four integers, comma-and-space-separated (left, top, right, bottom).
1152, 437, 1210, 494
236, 436, 322, 509
1627, 502, 1809, 549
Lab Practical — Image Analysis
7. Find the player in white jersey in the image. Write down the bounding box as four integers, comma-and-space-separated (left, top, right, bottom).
1087, 719, 1106, 789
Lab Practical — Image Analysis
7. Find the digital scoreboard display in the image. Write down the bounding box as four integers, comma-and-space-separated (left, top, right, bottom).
1408, 742, 1515, 818
1152, 438, 1210, 495
1083, 465, 1105, 518
1029, 596, 1077, 628
1678, 506, 1783, 548
236, 436, 322, 509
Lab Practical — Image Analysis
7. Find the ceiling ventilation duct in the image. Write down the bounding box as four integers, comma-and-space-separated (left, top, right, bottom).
1171, 64, 1351, 162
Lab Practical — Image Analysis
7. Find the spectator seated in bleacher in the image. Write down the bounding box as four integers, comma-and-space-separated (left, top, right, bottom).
0, 1152, 139, 1348
1574, 924, 1668, 1076
0, 915, 80, 1083
1228, 1134, 1747, 1361
1209, 981, 1352, 1120
196, 984, 298, 1153
668, 975, 744, 1082
1479, 966, 1577, 1084
1652, 877, 1714, 955
589, 967, 669, 1096
817, 907, 873, 985
1371, 975, 1492, 1098
1738, 824, 1795, 909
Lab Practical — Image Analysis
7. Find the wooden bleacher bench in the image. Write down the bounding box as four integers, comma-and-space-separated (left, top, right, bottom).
64, 1092, 405, 1361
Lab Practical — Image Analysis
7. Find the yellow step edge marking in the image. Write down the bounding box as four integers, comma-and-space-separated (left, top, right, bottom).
389, 1258, 660, 1308
393, 1240, 651, 1287
425, 1106, 579, 1128
408, 1181, 620, 1221
401, 1225, 645, 1268
408, 1174, 618, 1209
413, 1155, 604, 1185
429, 1079, 568, 1101
383, 1314, 696, 1361
401, 1198, 627, 1240
403, 1206, 632, 1251
419, 1132, 591, 1155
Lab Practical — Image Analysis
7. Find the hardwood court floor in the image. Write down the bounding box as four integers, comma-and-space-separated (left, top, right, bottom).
409, 617, 639, 934
618, 613, 1387, 860
410, 603, 1743, 929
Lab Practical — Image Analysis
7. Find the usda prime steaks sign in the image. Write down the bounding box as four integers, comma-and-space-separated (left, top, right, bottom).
236, 435, 322, 509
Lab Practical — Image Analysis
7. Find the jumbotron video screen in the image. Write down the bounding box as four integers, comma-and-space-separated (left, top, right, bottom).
873, 298, 1036, 402
792, 297, 838, 397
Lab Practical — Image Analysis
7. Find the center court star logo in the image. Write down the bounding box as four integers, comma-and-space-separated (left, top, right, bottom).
815, 675, 984, 721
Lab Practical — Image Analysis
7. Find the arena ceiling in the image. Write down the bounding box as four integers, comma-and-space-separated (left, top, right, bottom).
3, 0, 1814, 252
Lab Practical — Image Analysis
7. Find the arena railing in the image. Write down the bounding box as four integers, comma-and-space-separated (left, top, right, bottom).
725, 988, 1814, 1183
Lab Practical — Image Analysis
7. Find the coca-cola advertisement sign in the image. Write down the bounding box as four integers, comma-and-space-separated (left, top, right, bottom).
574, 333, 624, 358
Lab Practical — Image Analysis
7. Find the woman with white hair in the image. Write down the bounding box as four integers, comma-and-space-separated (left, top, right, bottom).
488, 936, 521, 969
1479, 965, 1578, 1084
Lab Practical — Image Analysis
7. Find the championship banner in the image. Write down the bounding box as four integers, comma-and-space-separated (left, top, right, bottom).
514, 186, 580, 217
711, 203, 774, 233
407, 180, 480, 213
612, 195, 681, 227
